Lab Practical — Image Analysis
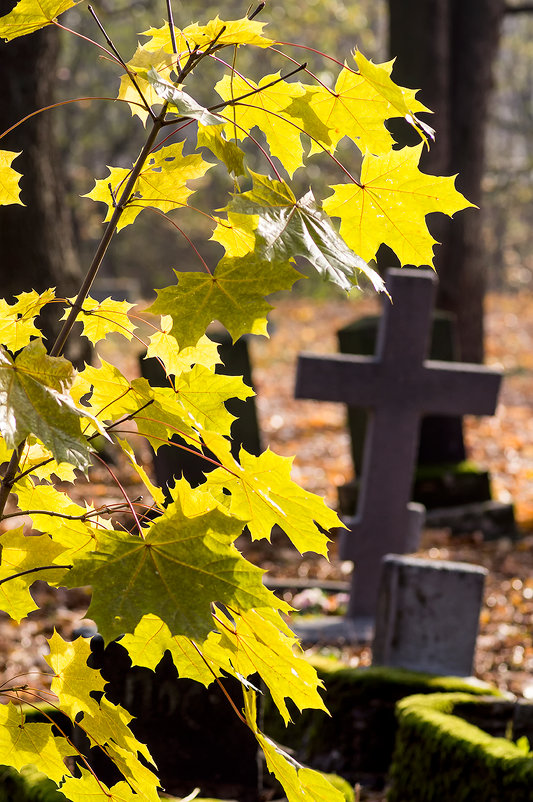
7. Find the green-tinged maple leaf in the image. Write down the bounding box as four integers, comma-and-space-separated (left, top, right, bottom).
215, 607, 327, 724
0, 703, 74, 784
226, 172, 385, 292
203, 434, 341, 556
64, 501, 281, 642
145, 316, 221, 376
62, 295, 136, 345
0, 0, 80, 40
323, 143, 475, 266
182, 15, 273, 49
120, 614, 228, 685
84, 142, 212, 231
215, 72, 306, 177
117, 44, 174, 122
197, 124, 246, 177
0, 289, 55, 352
46, 633, 106, 719
242, 690, 344, 802
0, 150, 24, 205
143, 68, 222, 126
0, 341, 92, 471
147, 253, 302, 348
0, 528, 69, 622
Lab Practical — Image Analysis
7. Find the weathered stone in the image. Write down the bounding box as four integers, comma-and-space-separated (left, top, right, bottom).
372, 554, 487, 676
295, 268, 502, 619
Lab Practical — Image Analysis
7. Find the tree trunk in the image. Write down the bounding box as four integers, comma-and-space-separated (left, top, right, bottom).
388, 0, 505, 362
0, 14, 81, 351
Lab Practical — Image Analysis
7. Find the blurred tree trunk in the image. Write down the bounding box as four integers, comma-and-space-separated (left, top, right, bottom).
0, 13, 82, 352
387, 0, 505, 362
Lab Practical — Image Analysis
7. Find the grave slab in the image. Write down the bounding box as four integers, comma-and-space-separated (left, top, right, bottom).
372, 554, 487, 676
295, 268, 502, 620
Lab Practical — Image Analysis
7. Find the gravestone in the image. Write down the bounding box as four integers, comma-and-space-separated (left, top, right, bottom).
140, 330, 262, 494
372, 554, 487, 676
295, 268, 502, 621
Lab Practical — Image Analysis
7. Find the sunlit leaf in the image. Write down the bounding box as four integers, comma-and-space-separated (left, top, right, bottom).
0, 289, 55, 352
182, 15, 273, 49
117, 45, 174, 122
324, 143, 475, 266
0, 150, 24, 205
62, 295, 136, 345
215, 72, 306, 177
197, 124, 246, 177
203, 434, 342, 556
145, 316, 221, 376
0, 527, 69, 622
84, 142, 213, 231
0, 0, 81, 40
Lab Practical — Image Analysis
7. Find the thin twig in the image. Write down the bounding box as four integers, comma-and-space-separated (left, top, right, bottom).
166, 0, 178, 55
0, 565, 72, 587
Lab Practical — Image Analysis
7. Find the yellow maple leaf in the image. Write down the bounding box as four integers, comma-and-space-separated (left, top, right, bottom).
62, 295, 135, 345
182, 15, 273, 49
215, 72, 307, 177
0, 289, 55, 352
0, 150, 24, 205
46, 632, 106, 719
117, 44, 174, 123
145, 315, 221, 376
323, 144, 475, 266
0, 0, 80, 40
84, 142, 212, 231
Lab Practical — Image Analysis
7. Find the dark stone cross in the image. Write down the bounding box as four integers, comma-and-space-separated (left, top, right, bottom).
295, 268, 502, 620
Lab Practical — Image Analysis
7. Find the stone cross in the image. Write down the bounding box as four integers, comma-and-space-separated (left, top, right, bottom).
295, 268, 501, 620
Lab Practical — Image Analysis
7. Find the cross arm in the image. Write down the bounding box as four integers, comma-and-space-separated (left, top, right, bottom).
295, 353, 381, 405
421, 360, 502, 416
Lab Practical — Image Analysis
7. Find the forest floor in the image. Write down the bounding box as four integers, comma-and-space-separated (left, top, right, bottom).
0, 289, 531, 801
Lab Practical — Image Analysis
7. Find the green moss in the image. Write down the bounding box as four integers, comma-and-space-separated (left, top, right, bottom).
389, 693, 533, 802
414, 459, 481, 480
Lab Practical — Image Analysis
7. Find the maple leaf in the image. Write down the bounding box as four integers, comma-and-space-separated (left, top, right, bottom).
147, 252, 302, 348
0, 0, 80, 40
0, 289, 55, 352
143, 68, 222, 126
0, 340, 92, 471
64, 501, 280, 642
17, 441, 77, 483
0, 702, 73, 784
211, 211, 257, 257
182, 15, 273, 49
84, 142, 212, 231
242, 690, 344, 802
197, 124, 246, 177
226, 172, 385, 292
0, 527, 69, 622
120, 613, 229, 685
215, 607, 327, 724
0, 150, 24, 205
61, 295, 136, 345
117, 44, 175, 123
144, 316, 221, 376
203, 434, 342, 556
46, 633, 107, 719
215, 72, 307, 177
60, 770, 141, 802
323, 143, 475, 266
